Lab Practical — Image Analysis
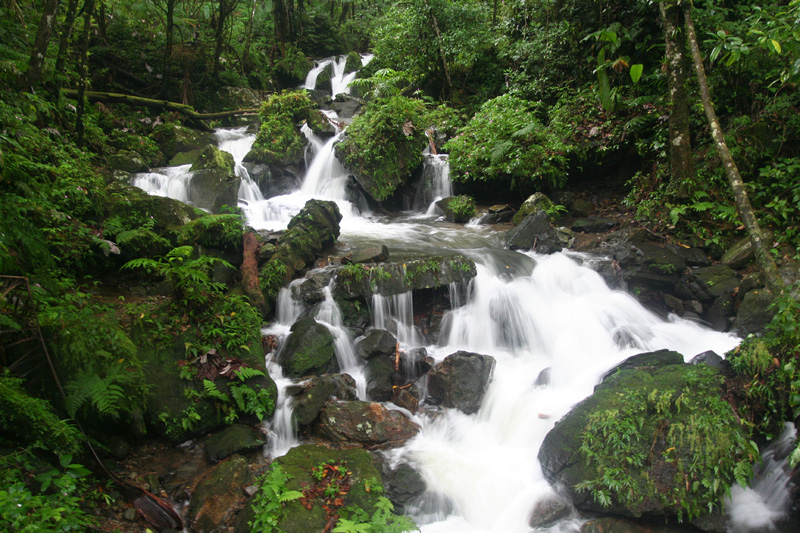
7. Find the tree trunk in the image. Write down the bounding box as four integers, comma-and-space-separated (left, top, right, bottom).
55, 0, 80, 91
161, 0, 177, 98
76, 0, 93, 147
422, 0, 452, 97
684, 7, 784, 295
241, 232, 268, 317
242, 0, 257, 68
659, 1, 694, 199
22, 0, 60, 90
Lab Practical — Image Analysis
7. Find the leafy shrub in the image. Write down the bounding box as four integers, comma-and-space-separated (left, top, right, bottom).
447, 195, 476, 221
0, 374, 83, 455
0, 451, 95, 532
445, 94, 570, 191
180, 213, 244, 252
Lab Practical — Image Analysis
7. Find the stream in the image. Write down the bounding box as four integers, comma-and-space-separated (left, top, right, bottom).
129, 57, 795, 532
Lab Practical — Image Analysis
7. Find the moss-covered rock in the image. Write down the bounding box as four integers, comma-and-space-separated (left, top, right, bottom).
335, 96, 429, 202
244, 90, 325, 166
204, 424, 265, 463
538, 350, 753, 524
513, 192, 555, 226
186, 145, 240, 213
278, 317, 337, 378
436, 195, 477, 223
108, 149, 148, 173
316, 400, 420, 448
153, 123, 213, 160
189, 454, 251, 532
289, 373, 358, 426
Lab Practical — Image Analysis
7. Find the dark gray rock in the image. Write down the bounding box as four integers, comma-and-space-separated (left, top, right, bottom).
189, 454, 251, 532
204, 424, 265, 463
480, 204, 515, 224
706, 293, 735, 331
381, 462, 426, 513
513, 192, 555, 226
506, 211, 574, 254
365, 355, 396, 402
109, 150, 148, 173
356, 329, 397, 360
667, 244, 711, 267
571, 216, 617, 233
188, 145, 240, 213
529, 495, 573, 529
675, 265, 739, 302
733, 288, 775, 336
721, 236, 754, 269
290, 373, 358, 426
278, 317, 337, 378
427, 351, 496, 414
351, 244, 389, 264
690, 351, 730, 373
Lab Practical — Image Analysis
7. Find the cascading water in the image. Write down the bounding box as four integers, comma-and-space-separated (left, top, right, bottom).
413, 153, 453, 215
130, 164, 193, 204
126, 57, 794, 532
303, 54, 373, 95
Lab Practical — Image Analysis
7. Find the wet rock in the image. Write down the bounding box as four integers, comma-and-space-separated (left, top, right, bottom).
580, 517, 687, 533
706, 293, 735, 331
538, 352, 749, 523
436, 196, 476, 223
733, 288, 775, 336
675, 265, 739, 303
155, 123, 213, 160
427, 351, 496, 414
506, 211, 574, 254
366, 355, 397, 401
350, 244, 390, 264
109, 150, 149, 173
278, 317, 337, 378
399, 347, 433, 382
535, 368, 551, 386
381, 462, 426, 513
513, 192, 555, 226
480, 204, 515, 224
721, 236, 755, 269
204, 424, 265, 463
328, 94, 364, 120
667, 244, 711, 267
599, 349, 684, 385
291, 373, 358, 426
168, 148, 204, 166
189, 145, 240, 213
529, 495, 572, 529
391, 384, 421, 413
690, 351, 730, 373
571, 216, 617, 233
356, 329, 397, 360
189, 454, 251, 533
316, 400, 420, 448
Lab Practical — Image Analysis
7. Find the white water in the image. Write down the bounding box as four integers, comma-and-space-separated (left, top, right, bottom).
130, 164, 193, 204
726, 423, 796, 531
303, 54, 373, 95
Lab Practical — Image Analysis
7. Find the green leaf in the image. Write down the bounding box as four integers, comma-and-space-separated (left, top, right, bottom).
629, 64, 643, 84
769, 39, 782, 54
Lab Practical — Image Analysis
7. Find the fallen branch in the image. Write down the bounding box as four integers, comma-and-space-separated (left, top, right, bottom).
61, 89, 259, 121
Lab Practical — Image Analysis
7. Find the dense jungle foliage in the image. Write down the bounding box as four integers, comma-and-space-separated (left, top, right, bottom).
1, 0, 800, 529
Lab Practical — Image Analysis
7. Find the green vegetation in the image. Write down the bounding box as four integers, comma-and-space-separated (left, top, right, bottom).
180, 213, 245, 252
249, 90, 326, 165
445, 94, 570, 191
446, 195, 476, 221
576, 365, 754, 522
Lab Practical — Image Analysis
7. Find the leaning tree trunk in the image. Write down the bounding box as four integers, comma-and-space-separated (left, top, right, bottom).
659, 1, 694, 199
684, 7, 784, 295
55, 0, 80, 91
422, 0, 452, 97
21, 0, 60, 90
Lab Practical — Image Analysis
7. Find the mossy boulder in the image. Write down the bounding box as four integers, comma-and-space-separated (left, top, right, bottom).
244, 90, 325, 166
335, 96, 429, 202
204, 424, 265, 463
188, 145, 240, 213
513, 192, 555, 226
108, 149, 149, 173
675, 265, 739, 303
189, 454, 251, 532
538, 350, 753, 523
277, 317, 338, 378
273, 445, 386, 533
316, 400, 420, 448
289, 373, 358, 426
153, 123, 213, 160
436, 195, 477, 223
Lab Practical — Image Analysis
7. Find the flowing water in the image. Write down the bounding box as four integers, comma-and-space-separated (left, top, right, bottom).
127, 60, 796, 532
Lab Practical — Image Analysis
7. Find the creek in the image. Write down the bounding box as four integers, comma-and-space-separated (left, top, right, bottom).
129, 58, 795, 532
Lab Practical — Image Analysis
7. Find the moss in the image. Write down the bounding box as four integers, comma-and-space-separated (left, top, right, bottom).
190, 144, 235, 173
247, 90, 324, 166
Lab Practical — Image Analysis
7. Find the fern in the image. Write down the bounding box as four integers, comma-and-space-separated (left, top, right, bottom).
234, 366, 265, 381
202, 379, 230, 403
490, 140, 513, 165
64, 364, 131, 420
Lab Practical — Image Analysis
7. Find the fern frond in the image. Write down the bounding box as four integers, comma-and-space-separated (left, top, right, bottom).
490, 141, 513, 165
234, 367, 265, 381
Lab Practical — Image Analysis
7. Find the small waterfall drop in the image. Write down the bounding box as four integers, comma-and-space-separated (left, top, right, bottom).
304, 58, 334, 90
130, 164, 193, 204
726, 423, 796, 532
215, 127, 263, 204
414, 153, 453, 214
372, 291, 420, 348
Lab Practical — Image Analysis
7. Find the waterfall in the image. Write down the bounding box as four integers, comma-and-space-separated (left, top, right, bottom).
371, 291, 420, 348
304, 58, 334, 90
414, 153, 453, 214
215, 127, 263, 205
726, 423, 796, 531
330, 56, 357, 96
397, 252, 742, 532
130, 164, 193, 204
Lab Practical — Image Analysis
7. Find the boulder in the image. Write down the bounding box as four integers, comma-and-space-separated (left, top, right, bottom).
108, 150, 149, 173
580, 517, 687, 533
350, 244, 390, 264
480, 204, 516, 224
675, 265, 739, 303
365, 355, 397, 401
328, 94, 364, 120
733, 288, 775, 336
571, 216, 617, 233
721, 236, 755, 269
356, 329, 397, 360
435, 196, 476, 223
204, 424, 265, 463
529, 495, 573, 529
104, 181, 201, 233
189, 454, 251, 532
506, 211, 574, 254
278, 317, 337, 378
189, 145, 240, 213
316, 400, 420, 448
513, 192, 555, 226
289, 373, 358, 426
538, 351, 752, 523
154, 123, 213, 160
427, 351, 496, 414
380, 462, 427, 513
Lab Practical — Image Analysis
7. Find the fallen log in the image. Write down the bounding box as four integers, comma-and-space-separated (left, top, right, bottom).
61, 89, 260, 130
